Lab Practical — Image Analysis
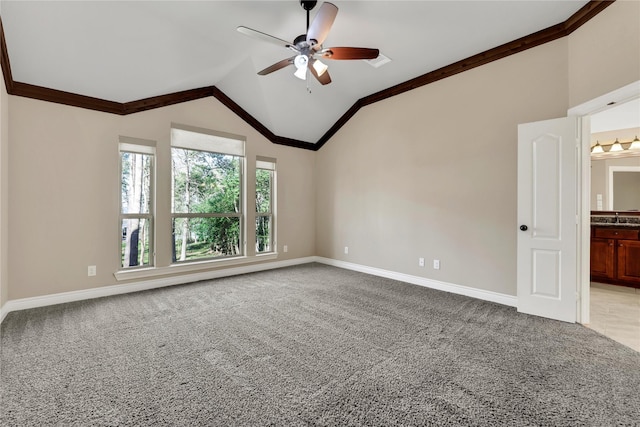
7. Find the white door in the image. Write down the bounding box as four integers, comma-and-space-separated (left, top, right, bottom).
517, 117, 578, 323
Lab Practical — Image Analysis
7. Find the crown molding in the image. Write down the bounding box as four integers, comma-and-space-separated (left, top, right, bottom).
0, 18, 13, 93
314, 0, 614, 149
0, 1, 614, 151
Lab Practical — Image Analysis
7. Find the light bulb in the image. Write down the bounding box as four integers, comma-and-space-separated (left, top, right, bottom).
609, 138, 623, 152
630, 136, 640, 150
591, 141, 604, 154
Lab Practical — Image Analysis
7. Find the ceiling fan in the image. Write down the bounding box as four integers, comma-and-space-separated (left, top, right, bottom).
237, 0, 379, 85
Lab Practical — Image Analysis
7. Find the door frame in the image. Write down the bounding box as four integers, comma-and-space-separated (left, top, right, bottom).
567, 80, 640, 325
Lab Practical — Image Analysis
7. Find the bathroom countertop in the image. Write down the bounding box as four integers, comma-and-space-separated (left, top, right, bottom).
591, 222, 640, 228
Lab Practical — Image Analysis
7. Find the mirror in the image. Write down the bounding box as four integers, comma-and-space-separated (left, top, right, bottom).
609, 167, 640, 210
591, 157, 640, 211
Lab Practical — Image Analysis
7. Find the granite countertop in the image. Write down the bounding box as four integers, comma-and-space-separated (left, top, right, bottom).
591, 216, 640, 228
591, 222, 640, 228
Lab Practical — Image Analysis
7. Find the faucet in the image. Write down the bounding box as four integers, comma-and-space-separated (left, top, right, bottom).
615, 212, 619, 223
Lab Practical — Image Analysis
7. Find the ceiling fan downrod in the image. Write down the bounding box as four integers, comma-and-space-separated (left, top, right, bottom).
300, 0, 317, 31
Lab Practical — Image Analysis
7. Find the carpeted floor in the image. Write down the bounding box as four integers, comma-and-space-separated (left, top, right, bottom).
1, 263, 639, 426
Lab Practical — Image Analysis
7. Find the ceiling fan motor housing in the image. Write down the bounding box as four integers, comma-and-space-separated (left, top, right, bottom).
294, 34, 317, 53
300, 1, 317, 11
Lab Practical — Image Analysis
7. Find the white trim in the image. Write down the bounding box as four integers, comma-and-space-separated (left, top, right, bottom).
568, 80, 640, 325
578, 116, 592, 325
0, 303, 7, 324
114, 253, 278, 281
314, 257, 517, 307
568, 81, 640, 117
0, 256, 315, 320
0, 255, 520, 324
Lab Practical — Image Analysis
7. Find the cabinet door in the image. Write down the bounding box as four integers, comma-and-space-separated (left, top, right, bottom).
617, 240, 640, 284
590, 238, 615, 279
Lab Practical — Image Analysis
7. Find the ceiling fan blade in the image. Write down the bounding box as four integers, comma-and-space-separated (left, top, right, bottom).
307, 2, 338, 46
320, 47, 380, 60
258, 57, 296, 75
237, 26, 294, 50
309, 59, 332, 85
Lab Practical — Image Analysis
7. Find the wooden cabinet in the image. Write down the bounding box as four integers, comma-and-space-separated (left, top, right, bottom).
617, 240, 640, 285
590, 238, 615, 279
591, 226, 640, 288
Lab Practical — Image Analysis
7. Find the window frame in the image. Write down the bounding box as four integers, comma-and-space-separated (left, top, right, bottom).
118, 137, 156, 270
170, 125, 246, 264
255, 157, 276, 254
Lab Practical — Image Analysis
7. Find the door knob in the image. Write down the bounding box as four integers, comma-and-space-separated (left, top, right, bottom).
520, 225, 528, 231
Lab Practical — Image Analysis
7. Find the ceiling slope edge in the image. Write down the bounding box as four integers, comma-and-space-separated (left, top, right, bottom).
0, 1, 613, 152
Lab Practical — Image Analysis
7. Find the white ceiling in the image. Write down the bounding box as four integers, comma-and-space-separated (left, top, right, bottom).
591, 98, 640, 134
1, 0, 590, 143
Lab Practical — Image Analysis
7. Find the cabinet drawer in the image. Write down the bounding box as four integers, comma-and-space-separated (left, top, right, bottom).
593, 228, 639, 240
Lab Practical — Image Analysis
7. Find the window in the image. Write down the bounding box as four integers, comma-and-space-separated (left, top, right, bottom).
171, 125, 245, 262
119, 138, 155, 269
256, 157, 276, 253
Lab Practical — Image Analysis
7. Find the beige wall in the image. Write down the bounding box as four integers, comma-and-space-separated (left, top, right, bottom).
316, 39, 569, 296
0, 59, 8, 309
568, 0, 640, 108
4, 0, 639, 304
8, 96, 315, 300
314, 0, 639, 298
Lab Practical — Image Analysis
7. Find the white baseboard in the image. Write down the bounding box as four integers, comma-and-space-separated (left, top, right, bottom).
0, 256, 317, 322
0, 255, 517, 325
314, 257, 517, 307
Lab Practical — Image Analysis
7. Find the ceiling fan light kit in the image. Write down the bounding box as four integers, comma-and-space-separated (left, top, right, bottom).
294, 55, 309, 80
312, 59, 328, 76
237, 1, 379, 86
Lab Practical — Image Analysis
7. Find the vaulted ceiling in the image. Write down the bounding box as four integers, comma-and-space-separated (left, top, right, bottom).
1, 1, 611, 148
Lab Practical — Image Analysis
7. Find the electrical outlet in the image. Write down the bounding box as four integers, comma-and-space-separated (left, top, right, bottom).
433, 260, 440, 270
88, 265, 97, 277
419, 257, 425, 267
283, 245, 288, 253
344, 246, 349, 254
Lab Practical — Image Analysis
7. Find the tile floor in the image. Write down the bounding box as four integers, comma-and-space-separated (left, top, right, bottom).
588, 282, 640, 352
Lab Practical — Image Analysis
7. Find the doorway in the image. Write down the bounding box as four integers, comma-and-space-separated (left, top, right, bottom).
569, 81, 640, 351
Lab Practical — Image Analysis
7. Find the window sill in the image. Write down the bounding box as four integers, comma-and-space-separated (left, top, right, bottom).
114, 253, 278, 282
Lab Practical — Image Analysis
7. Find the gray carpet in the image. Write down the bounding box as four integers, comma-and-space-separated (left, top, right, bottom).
1, 263, 639, 426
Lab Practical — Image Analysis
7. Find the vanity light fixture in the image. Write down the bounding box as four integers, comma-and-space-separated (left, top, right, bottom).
591, 137, 640, 156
